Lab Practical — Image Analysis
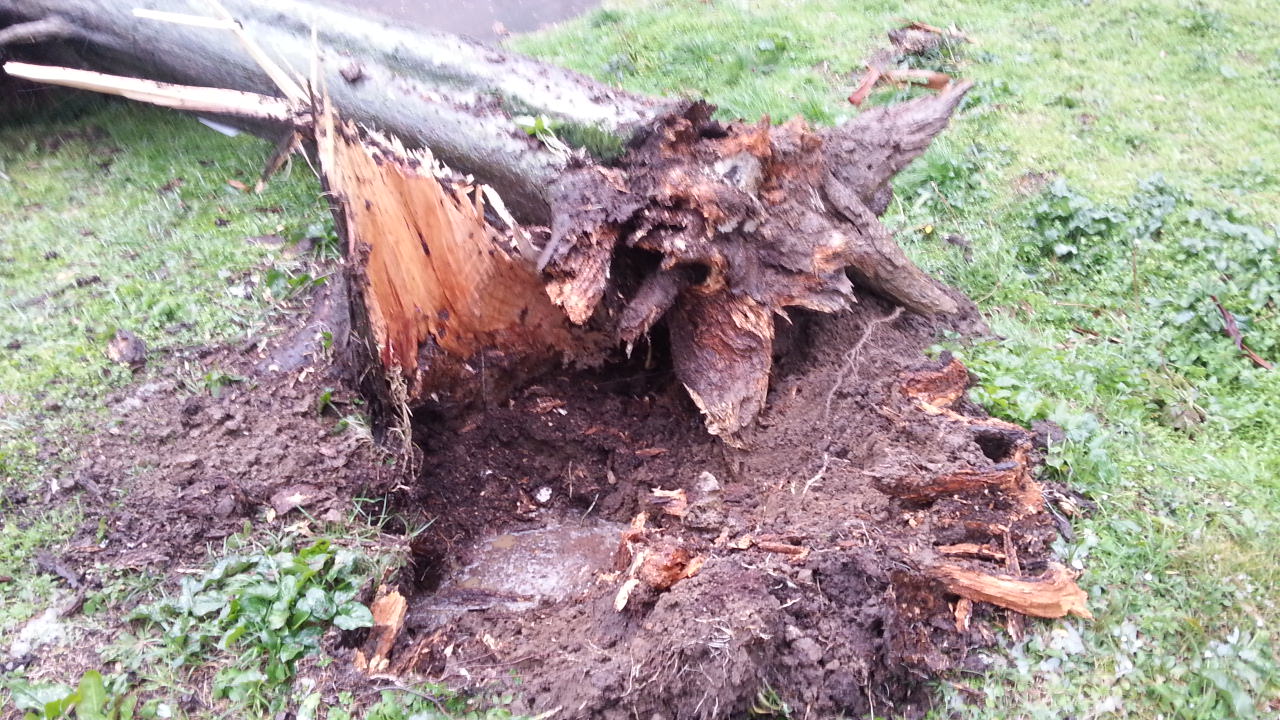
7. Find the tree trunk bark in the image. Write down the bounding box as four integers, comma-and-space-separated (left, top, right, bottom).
1, 0, 974, 437
0, 0, 673, 221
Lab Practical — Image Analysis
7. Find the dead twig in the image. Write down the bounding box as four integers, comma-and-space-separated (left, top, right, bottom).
1212, 295, 1273, 370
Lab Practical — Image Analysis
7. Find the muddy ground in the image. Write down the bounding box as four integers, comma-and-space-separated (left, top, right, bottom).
14, 249, 1087, 719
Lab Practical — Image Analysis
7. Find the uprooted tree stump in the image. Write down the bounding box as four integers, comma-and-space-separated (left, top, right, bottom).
3, 3, 1093, 716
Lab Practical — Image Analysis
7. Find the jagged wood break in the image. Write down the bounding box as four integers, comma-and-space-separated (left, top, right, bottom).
314, 99, 578, 407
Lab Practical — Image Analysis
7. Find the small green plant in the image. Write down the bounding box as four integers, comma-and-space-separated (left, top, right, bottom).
9, 671, 135, 720
121, 539, 373, 713
895, 143, 997, 216
264, 267, 326, 301
749, 685, 792, 719
200, 368, 247, 397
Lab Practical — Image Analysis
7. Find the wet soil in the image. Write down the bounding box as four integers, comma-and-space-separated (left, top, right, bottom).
45, 282, 397, 569
376, 294, 1068, 719
30, 271, 1071, 719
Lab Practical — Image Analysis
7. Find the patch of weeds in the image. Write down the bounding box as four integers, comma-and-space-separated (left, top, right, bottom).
197, 368, 247, 398
114, 538, 373, 714
1022, 178, 1128, 271
326, 686, 520, 720
1179, 2, 1229, 37
265, 266, 327, 301
1149, 206, 1279, 388
895, 142, 1000, 217
749, 685, 793, 718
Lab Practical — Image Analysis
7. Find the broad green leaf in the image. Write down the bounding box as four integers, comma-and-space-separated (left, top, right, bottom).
74, 671, 107, 720
333, 602, 374, 630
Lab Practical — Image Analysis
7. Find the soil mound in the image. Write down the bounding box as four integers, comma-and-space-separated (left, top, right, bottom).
380, 295, 1081, 719
44, 284, 1082, 718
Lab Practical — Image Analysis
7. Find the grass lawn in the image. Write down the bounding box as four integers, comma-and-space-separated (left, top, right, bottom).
3, 0, 1279, 717
521, 1, 1280, 716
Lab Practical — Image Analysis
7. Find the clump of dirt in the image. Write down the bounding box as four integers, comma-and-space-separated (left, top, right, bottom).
53, 283, 396, 569
371, 295, 1085, 719
29, 266, 1081, 720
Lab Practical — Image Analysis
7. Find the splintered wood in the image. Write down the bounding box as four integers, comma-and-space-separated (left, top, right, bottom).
355, 586, 408, 674
931, 562, 1092, 619
892, 356, 1091, 620
315, 100, 575, 407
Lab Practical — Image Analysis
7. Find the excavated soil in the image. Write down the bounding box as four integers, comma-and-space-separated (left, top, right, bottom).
43, 283, 398, 569
34, 278, 1079, 719
373, 294, 1075, 719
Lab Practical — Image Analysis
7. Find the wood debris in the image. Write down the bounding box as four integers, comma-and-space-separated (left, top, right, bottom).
354, 586, 408, 674
931, 561, 1091, 619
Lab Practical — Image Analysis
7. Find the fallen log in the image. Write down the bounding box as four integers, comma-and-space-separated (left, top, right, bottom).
2, 1, 971, 437
0, 0, 671, 221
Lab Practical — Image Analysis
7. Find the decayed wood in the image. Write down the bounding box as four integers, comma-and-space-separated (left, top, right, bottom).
354, 586, 408, 674
930, 561, 1092, 619
542, 88, 972, 434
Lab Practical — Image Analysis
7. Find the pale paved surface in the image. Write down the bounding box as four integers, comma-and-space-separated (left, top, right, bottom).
328, 0, 599, 40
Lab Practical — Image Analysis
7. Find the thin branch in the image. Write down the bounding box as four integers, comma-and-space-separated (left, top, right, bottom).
2, 61, 297, 122
204, 0, 308, 102
130, 9, 237, 31
0, 16, 76, 46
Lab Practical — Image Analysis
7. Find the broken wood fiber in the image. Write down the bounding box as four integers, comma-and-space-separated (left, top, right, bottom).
931, 561, 1091, 619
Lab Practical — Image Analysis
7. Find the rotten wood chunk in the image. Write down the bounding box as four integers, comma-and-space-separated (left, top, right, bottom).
668, 290, 774, 436
900, 354, 970, 408
881, 358, 1046, 514
613, 512, 704, 610
649, 488, 689, 518
315, 100, 580, 409
936, 542, 1007, 562
930, 561, 1092, 620
882, 444, 1043, 514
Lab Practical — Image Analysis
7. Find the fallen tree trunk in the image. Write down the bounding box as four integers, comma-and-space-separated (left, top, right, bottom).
1, 0, 970, 436
0, 0, 672, 221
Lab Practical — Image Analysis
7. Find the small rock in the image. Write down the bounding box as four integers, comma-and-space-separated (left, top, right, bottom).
213, 495, 238, 518
8, 607, 65, 659
695, 471, 720, 494
173, 453, 202, 469
105, 329, 147, 371
793, 637, 824, 664
339, 62, 365, 83
270, 484, 323, 515
534, 487, 553, 504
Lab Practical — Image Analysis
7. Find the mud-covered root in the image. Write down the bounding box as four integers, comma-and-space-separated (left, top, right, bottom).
543, 84, 974, 436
